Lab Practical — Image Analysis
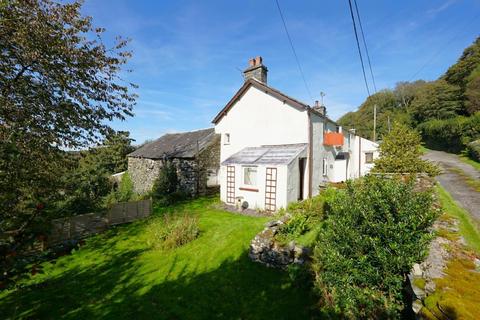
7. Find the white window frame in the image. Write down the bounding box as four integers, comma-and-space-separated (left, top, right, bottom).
242, 166, 257, 186
365, 152, 374, 164
224, 133, 230, 145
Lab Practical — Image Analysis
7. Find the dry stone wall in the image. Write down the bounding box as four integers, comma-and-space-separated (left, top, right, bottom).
128, 157, 163, 194
249, 218, 311, 269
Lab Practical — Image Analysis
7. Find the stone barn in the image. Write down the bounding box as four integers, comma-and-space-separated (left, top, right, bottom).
127, 128, 220, 196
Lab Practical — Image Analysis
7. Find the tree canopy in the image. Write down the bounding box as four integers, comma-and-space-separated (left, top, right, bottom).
338, 37, 480, 154
0, 0, 137, 263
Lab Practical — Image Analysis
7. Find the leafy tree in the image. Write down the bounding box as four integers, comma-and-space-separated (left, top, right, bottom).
444, 37, 480, 88
338, 90, 403, 140
89, 131, 135, 174
57, 131, 135, 215
313, 176, 437, 318
338, 82, 425, 140
372, 122, 439, 176
465, 67, 480, 115
0, 0, 136, 263
409, 80, 463, 123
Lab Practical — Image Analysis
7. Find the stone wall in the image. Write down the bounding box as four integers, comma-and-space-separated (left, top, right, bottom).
249, 218, 311, 269
128, 157, 163, 194
127, 135, 220, 196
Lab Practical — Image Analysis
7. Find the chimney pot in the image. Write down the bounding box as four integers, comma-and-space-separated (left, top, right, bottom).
248, 58, 255, 67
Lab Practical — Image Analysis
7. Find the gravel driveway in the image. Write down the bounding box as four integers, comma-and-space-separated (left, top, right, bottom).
423, 150, 480, 222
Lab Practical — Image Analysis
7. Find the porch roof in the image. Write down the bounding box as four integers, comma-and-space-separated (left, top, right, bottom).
221, 143, 307, 166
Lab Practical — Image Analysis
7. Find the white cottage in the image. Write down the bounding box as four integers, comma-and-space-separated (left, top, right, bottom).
212, 56, 378, 212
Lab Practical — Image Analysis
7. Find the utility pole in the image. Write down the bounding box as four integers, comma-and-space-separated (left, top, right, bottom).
373, 104, 377, 142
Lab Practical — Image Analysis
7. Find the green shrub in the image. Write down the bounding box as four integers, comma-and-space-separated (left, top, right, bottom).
373, 122, 439, 176
276, 189, 337, 244
152, 161, 188, 205
417, 113, 480, 153
103, 172, 136, 207
466, 139, 480, 162
147, 213, 199, 250
312, 175, 438, 319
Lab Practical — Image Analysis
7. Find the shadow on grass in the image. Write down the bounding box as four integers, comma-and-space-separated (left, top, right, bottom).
0, 250, 318, 320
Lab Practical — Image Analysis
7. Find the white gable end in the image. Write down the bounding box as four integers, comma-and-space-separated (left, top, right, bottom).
215, 85, 309, 162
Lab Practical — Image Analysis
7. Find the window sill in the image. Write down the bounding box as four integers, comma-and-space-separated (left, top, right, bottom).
239, 187, 259, 192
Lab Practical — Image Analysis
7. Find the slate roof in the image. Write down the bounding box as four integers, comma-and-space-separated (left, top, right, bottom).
221, 144, 307, 166
128, 128, 216, 159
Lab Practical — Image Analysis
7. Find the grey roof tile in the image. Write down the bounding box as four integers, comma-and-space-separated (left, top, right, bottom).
128, 128, 216, 159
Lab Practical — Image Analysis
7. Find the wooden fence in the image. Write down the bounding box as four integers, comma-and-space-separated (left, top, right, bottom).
48, 199, 152, 246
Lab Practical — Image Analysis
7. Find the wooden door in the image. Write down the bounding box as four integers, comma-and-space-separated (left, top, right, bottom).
226, 166, 235, 204
265, 167, 277, 212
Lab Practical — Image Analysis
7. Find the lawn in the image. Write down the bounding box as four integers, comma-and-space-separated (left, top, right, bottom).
0, 196, 317, 319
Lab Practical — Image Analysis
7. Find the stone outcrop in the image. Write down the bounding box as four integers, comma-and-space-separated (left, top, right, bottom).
249, 218, 311, 269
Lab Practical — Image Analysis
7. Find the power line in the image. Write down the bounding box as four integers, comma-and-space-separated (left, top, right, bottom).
353, 0, 377, 93
347, 0, 371, 96
274, 0, 313, 100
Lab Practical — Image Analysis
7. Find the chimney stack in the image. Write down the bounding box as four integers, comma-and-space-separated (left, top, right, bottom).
313, 100, 326, 116
243, 56, 268, 83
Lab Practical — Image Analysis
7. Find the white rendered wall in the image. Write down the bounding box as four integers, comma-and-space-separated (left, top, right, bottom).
215, 86, 309, 162
347, 135, 379, 178
219, 164, 288, 211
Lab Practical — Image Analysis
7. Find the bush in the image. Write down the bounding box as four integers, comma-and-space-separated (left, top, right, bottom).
103, 172, 136, 207
152, 161, 188, 205
466, 139, 480, 162
275, 189, 338, 245
417, 112, 480, 153
147, 213, 199, 250
312, 175, 438, 318
373, 122, 439, 176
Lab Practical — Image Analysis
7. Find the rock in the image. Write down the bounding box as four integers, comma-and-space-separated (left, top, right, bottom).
425, 280, 436, 294
474, 258, 480, 271
249, 222, 311, 269
412, 300, 423, 314
412, 263, 423, 277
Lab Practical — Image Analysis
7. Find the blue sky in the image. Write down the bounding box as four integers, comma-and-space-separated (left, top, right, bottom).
82, 0, 480, 144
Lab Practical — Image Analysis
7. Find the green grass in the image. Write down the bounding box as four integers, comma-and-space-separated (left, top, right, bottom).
459, 154, 480, 171
0, 196, 317, 319
436, 185, 480, 254
419, 145, 429, 155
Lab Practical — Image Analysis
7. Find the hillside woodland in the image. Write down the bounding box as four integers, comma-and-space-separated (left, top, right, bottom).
338, 37, 480, 158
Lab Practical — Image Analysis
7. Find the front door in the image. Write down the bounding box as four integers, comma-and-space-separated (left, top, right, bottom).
298, 158, 306, 200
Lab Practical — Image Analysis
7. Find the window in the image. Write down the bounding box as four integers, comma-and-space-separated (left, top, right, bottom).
322, 158, 328, 176
365, 152, 374, 164
224, 133, 230, 144
243, 167, 257, 186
